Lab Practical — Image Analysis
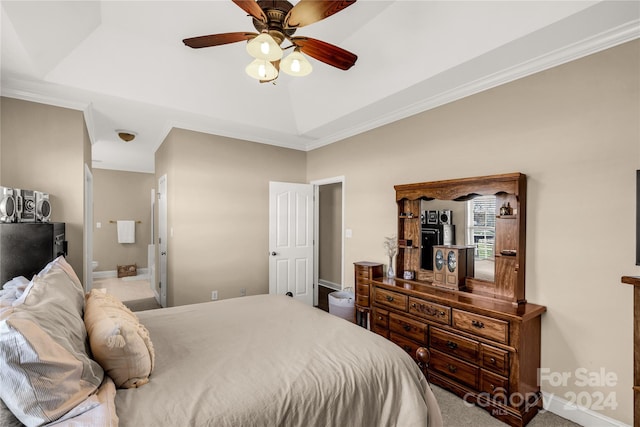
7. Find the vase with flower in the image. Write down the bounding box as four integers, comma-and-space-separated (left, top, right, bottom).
383, 235, 398, 278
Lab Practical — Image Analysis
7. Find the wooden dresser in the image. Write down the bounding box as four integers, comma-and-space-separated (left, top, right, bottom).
370, 278, 545, 427
365, 173, 547, 427
354, 261, 383, 328
621, 275, 640, 424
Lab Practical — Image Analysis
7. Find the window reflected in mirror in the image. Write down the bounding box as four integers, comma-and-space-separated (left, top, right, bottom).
466, 196, 495, 282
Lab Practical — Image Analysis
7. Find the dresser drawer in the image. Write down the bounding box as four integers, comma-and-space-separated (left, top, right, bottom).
389, 313, 427, 343
371, 324, 389, 339
481, 343, 509, 376
372, 308, 389, 329
409, 297, 451, 325
389, 332, 422, 362
356, 283, 370, 296
374, 288, 408, 311
430, 327, 479, 363
355, 267, 370, 279
452, 310, 509, 344
430, 349, 479, 389
480, 369, 509, 397
356, 294, 370, 307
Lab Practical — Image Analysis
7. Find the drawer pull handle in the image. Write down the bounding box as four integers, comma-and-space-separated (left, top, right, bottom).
471, 320, 485, 329
378, 316, 383, 321
447, 364, 457, 373
386, 296, 394, 302
490, 357, 496, 364
446, 341, 458, 350
490, 384, 495, 390
403, 324, 412, 332
411, 303, 417, 308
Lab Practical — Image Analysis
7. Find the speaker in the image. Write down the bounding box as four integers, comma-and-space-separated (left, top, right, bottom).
439, 210, 452, 225
0, 187, 16, 223
35, 191, 51, 222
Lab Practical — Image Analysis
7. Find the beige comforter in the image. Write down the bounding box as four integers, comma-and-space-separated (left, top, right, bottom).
115, 295, 442, 426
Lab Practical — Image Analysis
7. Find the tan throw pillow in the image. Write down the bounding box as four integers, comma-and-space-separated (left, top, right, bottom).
84, 289, 155, 388
0, 256, 104, 426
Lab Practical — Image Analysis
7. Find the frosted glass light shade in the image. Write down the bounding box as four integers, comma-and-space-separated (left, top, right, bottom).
280, 50, 312, 77
246, 33, 283, 61
245, 59, 278, 81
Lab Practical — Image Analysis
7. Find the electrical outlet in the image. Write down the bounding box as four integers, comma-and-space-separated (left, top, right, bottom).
240, 288, 246, 297
211, 290, 218, 301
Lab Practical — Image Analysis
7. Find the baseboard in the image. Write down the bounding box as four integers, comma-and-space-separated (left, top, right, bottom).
542, 391, 630, 427
93, 267, 149, 279
318, 279, 341, 291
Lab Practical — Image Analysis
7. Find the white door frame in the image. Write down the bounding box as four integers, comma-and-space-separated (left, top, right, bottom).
311, 176, 346, 305
158, 174, 168, 307
84, 164, 93, 291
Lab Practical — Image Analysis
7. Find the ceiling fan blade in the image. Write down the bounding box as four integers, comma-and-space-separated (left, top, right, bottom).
232, 0, 267, 23
285, 0, 356, 29
183, 32, 258, 49
291, 37, 357, 70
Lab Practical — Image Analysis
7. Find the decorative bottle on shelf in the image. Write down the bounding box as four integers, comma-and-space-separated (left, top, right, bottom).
387, 256, 395, 278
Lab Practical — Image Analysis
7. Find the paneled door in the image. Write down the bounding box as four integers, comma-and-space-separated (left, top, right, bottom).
269, 182, 314, 306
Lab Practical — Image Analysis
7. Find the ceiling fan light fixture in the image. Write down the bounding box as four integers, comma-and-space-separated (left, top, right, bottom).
281, 49, 312, 77
246, 32, 283, 61
245, 59, 278, 81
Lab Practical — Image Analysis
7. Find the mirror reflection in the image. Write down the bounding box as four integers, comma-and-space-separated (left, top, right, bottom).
419, 196, 496, 282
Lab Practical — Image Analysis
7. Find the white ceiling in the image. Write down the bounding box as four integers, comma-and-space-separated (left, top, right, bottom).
1, 1, 638, 173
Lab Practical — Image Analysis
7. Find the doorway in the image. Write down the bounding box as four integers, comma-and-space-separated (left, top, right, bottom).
312, 176, 345, 309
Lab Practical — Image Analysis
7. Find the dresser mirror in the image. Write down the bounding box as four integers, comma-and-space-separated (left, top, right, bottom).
395, 173, 527, 304
419, 196, 496, 283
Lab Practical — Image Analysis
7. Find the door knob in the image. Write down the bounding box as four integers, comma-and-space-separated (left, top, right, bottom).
271, 252, 277, 256
160, 251, 167, 255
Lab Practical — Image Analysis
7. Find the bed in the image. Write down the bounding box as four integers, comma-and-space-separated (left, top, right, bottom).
0, 257, 442, 426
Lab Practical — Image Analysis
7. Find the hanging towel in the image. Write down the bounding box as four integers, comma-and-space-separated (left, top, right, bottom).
117, 220, 136, 244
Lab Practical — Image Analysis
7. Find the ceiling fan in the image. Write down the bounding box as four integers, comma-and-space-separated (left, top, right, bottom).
183, 0, 358, 83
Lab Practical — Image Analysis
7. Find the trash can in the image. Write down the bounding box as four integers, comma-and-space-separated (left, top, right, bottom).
328, 291, 355, 323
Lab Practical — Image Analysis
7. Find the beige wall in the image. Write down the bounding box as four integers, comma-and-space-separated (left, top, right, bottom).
319, 183, 342, 286
92, 169, 154, 272
0, 97, 89, 281
155, 128, 306, 307
306, 40, 640, 424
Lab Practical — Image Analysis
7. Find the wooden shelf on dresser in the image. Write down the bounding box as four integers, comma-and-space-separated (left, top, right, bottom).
370, 276, 546, 427
354, 262, 383, 328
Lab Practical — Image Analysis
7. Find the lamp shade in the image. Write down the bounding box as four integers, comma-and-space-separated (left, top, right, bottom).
245, 59, 279, 81
280, 49, 312, 77
246, 33, 283, 61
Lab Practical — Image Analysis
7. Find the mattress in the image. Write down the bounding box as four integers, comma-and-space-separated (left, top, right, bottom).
115, 294, 442, 426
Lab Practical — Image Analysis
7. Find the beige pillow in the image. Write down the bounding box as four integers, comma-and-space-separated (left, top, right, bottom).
84, 289, 155, 388
0, 256, 104, 426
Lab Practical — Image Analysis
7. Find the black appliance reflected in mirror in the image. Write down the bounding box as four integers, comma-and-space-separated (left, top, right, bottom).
420, 224, 455, 270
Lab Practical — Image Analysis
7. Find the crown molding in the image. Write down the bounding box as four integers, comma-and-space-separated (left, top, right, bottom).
303, 20, 640, 152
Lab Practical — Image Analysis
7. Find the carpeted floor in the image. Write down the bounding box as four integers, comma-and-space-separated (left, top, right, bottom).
432, 384, 580, 427
92, 275, 162, 311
